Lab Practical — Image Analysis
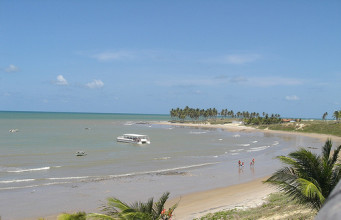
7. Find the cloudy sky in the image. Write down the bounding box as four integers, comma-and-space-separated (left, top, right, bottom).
1, 1, 340, 118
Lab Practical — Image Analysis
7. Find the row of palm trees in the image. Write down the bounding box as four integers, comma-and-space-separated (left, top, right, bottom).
170, 106, 282, 125
322, 110, 341, 122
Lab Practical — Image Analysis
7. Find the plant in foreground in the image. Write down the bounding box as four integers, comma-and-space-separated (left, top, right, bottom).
264, 139, 341, 210
88, 192, 177, 220
57, 212, 87, 220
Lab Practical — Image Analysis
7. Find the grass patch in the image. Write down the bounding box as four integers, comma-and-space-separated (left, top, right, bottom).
194, 193, 317, 220
257, 121, 341, 137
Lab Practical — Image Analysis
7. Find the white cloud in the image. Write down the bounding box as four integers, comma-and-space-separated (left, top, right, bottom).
92, 51, 134, 61
5, 64, 19, 73
86, 79, 104, 89
55, 75, 68, 85
285, 95, 300, 101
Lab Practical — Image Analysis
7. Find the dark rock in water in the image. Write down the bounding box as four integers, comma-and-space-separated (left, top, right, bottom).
157, 171, 188, 176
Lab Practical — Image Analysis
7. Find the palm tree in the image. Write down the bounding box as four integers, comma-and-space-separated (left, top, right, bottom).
333, 110, 341, 123
89, 192, 177, 220
322, 112, 328, 121
264, 139, 341, 210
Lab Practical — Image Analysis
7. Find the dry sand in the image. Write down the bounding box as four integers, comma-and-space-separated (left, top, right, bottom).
167, 176, 276, 220
157, 121, 341, 142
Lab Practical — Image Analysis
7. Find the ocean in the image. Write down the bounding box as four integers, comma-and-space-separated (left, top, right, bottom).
0, 111, 324, 219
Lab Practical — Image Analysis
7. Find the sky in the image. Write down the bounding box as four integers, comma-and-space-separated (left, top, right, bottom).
1, 0, 340, 118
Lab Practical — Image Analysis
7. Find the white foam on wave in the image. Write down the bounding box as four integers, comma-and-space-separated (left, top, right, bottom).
189, 131, 207, 134
237, 144, 250, 147
252, 141, 258, 143
230, 149, 244, 152
233, 134, 240, 138
0, 162, 220, 191
7, 167, 50, 173
231, 153, 239, 155
273, 141, 279, 146
48, 176, 90, 180
109, 162, 220, 179
154, 157, 171, 160
123, 121, 134, 126
0, 179, 35, 184
247, 145, 270, 152
0, 184, 40, 190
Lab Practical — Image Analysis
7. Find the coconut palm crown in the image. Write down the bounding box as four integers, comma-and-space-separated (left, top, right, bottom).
265, 139, 341, 210
88, 192, 177, 220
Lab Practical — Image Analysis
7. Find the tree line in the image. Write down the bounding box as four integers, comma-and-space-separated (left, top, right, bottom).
322, 110, 341, 123
170, 106, 282, 125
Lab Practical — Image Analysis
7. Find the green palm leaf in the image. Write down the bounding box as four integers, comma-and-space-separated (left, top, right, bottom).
265, 139, 341, 210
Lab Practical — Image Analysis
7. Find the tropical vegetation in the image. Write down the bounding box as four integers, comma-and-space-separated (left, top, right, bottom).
170, 106, 282, 125
264, 139, 341, 210
333, 110, 341, 123
195, 192, 316, 220
88, 192, 177, 220
57, 212, 87, 220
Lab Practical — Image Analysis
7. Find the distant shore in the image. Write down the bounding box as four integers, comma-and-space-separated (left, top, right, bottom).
156, 121, 341, 142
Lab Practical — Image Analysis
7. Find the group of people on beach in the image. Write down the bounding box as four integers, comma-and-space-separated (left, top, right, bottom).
238, 158, 255, 167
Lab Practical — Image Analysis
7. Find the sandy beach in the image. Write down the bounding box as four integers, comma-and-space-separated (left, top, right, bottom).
157, 121, 341, 142
167, 176, 275, 220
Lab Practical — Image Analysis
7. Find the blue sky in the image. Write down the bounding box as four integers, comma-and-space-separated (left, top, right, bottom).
1, 0, 340, 118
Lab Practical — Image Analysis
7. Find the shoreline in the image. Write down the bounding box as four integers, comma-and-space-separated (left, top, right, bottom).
167, 176, 276, 220
155, 121, 341, 142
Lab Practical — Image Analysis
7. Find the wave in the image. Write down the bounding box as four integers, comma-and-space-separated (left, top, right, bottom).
0, 162, 220, 191
247, 146, 270, 152
7, 166, 50, 173
233, 134, 240, 138
189, 131, 207, 134
237, 144, 250, 147
273, 141, 279, 146
0, 179, 35, 184
230, 149, 244, 152
48, 176, 90, 180
252, 141, 258, 143
154, 157, 171, 160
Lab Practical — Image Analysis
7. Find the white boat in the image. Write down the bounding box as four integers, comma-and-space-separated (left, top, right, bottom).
75, 151, 87, 156
116, 134, 150, 144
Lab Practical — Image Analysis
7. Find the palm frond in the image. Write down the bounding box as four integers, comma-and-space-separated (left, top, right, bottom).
322, 139, 333, 163
330, 144, 341, 166
265, 139, 341, 210
297, 178, 324, 202
87, 213, 117, 220
153, 192, 170, 217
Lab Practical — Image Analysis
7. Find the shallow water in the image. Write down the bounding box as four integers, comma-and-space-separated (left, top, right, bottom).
0, 112, 326, 219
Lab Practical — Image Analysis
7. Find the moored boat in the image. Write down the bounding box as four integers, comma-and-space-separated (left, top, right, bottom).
116, 134, 150, 144
75, 151, 87, 156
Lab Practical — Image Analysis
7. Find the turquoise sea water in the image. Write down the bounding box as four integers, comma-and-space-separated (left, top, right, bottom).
0, 111, 325, 219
